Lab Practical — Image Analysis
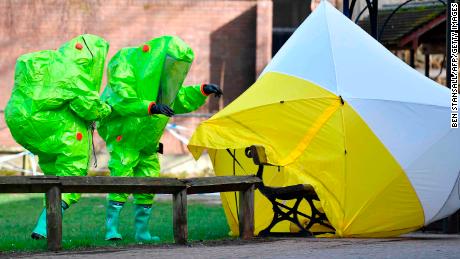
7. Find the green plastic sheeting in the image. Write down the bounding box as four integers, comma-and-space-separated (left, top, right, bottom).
5, 34, 111, 206
98, 36, 207, 205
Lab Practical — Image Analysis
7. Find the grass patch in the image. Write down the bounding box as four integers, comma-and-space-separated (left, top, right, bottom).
0, 194, 230, 252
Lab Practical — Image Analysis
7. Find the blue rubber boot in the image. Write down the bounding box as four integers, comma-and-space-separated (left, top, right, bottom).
105, 201, 124, 241
31, 201, 68, 240
134, 204, 160, 242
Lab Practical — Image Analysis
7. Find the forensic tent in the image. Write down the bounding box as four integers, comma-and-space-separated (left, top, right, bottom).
188, 1, 460, 237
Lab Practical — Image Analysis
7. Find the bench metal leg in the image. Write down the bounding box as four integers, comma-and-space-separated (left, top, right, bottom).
239, 184, 255, 240
46, 186, 62, 251
173, 188, 188, 244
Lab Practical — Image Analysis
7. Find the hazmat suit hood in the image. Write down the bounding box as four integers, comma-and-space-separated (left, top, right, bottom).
103, 36, 195, 111
58, 34, 109, 92
156, 36, 195, 106
8, 34, 109, 115
6, 33, 111, 125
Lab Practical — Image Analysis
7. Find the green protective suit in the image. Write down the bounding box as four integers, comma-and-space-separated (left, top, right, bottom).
98, 36, 208, 205
5, 34, 111, 206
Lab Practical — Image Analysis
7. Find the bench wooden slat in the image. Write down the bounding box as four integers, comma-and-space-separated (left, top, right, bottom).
0, 176, 61, 193
0, 176, 261, 194
59, 176, 186, 194
185, 176, 261, 194
0, 176, 186, 194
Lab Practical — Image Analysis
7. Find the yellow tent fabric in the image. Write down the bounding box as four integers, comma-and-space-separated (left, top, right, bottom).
188, 72, 424, 237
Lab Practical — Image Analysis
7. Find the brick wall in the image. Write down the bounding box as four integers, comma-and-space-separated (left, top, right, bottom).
0, 0, 272, 155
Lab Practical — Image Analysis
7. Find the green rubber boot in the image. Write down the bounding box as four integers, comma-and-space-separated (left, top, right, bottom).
105, 201, 124, 241
31, 201, 68, 240
134, 204, 160, 242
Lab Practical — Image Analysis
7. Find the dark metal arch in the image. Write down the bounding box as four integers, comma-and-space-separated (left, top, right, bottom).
365, 0, 379, 38
345, 0, 378, 38
343, 0, 358, 18
354, 5, 369, 23
349, 0, 358, 17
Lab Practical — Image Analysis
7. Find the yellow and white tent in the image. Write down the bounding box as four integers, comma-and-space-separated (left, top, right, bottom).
188, 1, 460, 237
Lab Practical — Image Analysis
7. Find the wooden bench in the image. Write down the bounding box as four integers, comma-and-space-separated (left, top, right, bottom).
0, 175, 261, 251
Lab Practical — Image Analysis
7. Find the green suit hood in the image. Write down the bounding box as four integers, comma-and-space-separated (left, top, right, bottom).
7, 34, 110, 117
57, 34, 109, 92
101, 36, 196, 116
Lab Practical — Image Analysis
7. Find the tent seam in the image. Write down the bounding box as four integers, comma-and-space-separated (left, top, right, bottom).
324, 4, 348, 226
323, 3, 340, 96
404, 129, 456, 224
404, 129, 453, 170
428, 171, 460, 224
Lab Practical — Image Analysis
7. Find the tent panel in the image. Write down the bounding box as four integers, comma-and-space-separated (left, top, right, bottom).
403, 129, 460, 224
261, 4, 338, 94
339, 103, 424, 236
323, 1, 448, 107
189, 83, 340, 165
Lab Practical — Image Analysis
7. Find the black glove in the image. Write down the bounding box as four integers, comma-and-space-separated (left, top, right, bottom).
149, 103, 174, 117
203, 84, 223, 98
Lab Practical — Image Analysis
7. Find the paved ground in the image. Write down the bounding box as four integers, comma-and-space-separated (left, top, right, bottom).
6, 233, 460, 259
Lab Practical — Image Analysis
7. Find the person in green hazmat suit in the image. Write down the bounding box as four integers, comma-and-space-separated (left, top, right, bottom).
5, 34, 111, 239
98, 35, 222, 242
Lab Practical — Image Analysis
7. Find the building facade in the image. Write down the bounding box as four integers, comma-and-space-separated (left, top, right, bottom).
0, 0, 273, 155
